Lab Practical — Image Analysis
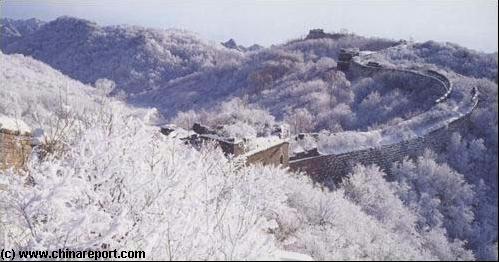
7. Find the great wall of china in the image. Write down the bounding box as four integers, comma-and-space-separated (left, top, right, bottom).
289, 48, 479, 183
0, 47, 479, 186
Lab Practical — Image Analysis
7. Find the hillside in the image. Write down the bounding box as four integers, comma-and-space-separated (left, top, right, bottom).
382, 40, 498, 81
3, 17, 496, 135
1, 51, 482, 260
0, 16, 497, 260
0, 18, 45, 45
3, 17, 496, 134
1, 17, 243, 94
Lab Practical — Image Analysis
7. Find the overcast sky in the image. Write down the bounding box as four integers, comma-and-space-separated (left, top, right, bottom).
1, 0, 497, 52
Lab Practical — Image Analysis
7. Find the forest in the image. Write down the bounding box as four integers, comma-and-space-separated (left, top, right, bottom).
0, 17, 497, 260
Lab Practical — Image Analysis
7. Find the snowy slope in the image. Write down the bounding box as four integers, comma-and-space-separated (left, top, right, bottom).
1, 17, 452, 133
1, 51, 476, 261
0, 114, 31, 133
0, 18, 496, 260
0, 51, 157, 133
1, 16, 243, 94
0, 18, 45, 46
2, 17, 496, 132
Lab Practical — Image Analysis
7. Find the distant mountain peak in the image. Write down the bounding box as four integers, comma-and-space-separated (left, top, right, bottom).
46, 16, 99, 32
0, 17, 46, 45
52, 16, 94, 24
1, 17, 243, 95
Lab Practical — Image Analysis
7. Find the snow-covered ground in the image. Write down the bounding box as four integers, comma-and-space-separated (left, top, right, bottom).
0, 114, 31, 133
316, 53, 478, 155
0, 18, 497, 260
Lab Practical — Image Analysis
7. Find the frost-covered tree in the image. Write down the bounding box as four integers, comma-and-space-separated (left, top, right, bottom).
1, 17, 243, 95
2, 18, 498, 260
391, 151, 476, 243
284, 108, 315, 134
171, 109, 200, 131
342, 164, 474, 260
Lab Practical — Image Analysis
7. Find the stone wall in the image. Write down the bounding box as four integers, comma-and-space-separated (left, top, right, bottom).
198, 135, 246, 157
0, 129, 33, 170
289, 102, 475, 184
246, 142, 289, 167
289, 56, 475, 184
348, 61, 451, 104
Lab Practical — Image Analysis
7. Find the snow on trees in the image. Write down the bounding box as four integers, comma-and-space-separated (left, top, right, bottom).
1, 17, 497, 260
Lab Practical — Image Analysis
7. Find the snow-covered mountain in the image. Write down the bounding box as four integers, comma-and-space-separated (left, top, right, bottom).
383, 40, 498, 81
0, 17, 497, 260
3, 17, 496, 133
0, 18, 45, 45
1, 16, 243, 94
1, 50, 481, 261
0, 50, 162, 153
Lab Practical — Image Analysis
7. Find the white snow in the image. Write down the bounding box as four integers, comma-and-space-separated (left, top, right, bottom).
0, 21, 491, 261
259, 250, 314, 261
168, 128, 191, 139
0, 115, 31, 133
242, 136, 287, 157
359, 50, 377, 56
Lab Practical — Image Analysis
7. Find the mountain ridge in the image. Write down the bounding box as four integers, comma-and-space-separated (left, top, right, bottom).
1, 16, 243, 95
